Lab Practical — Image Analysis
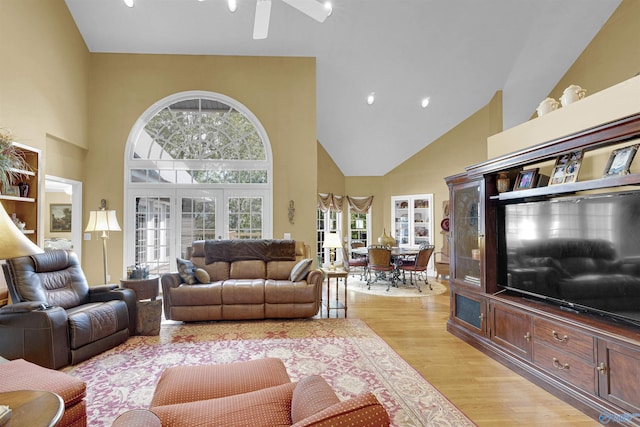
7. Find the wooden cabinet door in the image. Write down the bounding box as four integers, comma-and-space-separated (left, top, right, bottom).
597, 339, 640, 414
489, 302, 532, 360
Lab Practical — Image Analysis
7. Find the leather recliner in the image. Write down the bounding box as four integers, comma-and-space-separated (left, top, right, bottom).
0, 250, 136, 369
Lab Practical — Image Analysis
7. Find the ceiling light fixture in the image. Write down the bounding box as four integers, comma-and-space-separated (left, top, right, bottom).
421, 97, 430, 108
324, 2, 333, 16
228, 0, 237, 12
123, 0, 134, 8
367, 93, 375, 105
253, 0, 272, 39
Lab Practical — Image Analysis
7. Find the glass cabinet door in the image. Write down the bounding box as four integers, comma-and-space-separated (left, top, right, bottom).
413, 196, 431, 246
452, 182, 482, 286
393, 197, 410, 245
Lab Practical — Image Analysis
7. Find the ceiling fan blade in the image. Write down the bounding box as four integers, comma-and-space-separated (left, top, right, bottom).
281, 0, 329, 23
253, 0, 272, 40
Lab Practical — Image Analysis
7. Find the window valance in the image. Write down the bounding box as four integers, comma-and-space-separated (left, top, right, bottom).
317, 193, 373, 213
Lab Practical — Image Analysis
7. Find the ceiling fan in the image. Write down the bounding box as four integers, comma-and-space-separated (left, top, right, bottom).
253, 0, 331, 39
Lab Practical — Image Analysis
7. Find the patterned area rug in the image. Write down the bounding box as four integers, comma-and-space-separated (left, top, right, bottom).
63, 318, 474, 427
348, 277, 447, 297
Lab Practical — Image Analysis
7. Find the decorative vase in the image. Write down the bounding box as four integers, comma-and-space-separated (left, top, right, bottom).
559, 84, 586, 107
377, 228, 395, 247
18, 182, 29, 198
496, 172, 510, 193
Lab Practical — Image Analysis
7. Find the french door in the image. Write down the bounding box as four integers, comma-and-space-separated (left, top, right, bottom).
126, 188, 269, 275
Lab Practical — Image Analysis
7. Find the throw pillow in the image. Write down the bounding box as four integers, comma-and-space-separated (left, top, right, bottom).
194, 268, 210, 284
290, 258, 313, 282
176, 258, 197, 285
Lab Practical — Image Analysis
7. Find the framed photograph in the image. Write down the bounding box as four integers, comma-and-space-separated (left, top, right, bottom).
549, 150, 583, 185
50, 204, 72, 232
514, 168, 539, 190
603, 144, 639, 177
2, 185, 19, 197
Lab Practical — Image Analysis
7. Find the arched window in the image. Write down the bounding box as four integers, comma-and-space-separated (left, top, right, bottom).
124, 91, 272, 275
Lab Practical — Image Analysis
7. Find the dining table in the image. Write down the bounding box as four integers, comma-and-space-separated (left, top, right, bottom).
351, 246, 419, 285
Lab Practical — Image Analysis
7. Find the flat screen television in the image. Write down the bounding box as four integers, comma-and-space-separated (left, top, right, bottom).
499, 190, 640, 327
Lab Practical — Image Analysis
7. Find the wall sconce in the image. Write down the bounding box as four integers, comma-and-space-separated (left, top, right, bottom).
288, 200, 295, 224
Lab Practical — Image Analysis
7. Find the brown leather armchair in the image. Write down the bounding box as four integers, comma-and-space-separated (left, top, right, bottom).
0, 250, 136, 369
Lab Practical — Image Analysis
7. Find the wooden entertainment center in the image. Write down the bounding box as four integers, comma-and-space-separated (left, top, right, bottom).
446, 112, 640, 425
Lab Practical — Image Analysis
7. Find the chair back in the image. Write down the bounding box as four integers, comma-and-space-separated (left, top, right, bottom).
4, 250, 90, 309
414, 244, 435, 269
351, 241, 365, 249
367, 245, 392, 269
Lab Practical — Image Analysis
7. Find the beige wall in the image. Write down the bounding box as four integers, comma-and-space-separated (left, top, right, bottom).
87, 54, 318, 283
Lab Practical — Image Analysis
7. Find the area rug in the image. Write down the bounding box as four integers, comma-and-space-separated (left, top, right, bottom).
347, 277, 447, 297
63, 318, 474, 427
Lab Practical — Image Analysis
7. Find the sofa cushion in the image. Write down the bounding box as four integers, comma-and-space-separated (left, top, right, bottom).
170, 283, 222, 306
152, 382, 295, 427
267, 260, 298, 280
0, 358, 86, 408
291, 375, 340, 423
230, 260, 266, 279
291, 392, 390, 427
150, 358, 291, 407
290, 259, 313, 282
194, 268, 210, 284
177, 258, 197, 285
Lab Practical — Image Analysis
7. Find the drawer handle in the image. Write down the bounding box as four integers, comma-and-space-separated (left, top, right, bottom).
552, 358, 569, 370
597, 362, 608, 374
524, 332, 531, 342
552, 330, 568, 342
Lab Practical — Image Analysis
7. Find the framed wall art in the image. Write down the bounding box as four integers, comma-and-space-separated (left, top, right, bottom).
549, 150, 583, 185
603, 144, 639, 177
50, 203, 72, 232
514, 168, 539, 190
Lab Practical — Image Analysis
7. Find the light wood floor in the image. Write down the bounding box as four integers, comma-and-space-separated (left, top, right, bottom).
322, 275, 600, 426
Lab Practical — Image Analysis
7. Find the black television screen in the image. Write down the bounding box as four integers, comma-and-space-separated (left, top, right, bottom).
500, 190, 640, 326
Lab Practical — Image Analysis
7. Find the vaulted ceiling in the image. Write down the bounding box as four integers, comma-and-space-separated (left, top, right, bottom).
64, 0, 621, 176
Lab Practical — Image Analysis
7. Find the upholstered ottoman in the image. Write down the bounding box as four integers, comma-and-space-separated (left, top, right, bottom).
0, 357, 86, 427
113, 358, 390, 426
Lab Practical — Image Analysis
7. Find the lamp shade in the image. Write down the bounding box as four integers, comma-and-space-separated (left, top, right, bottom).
0, 203, 44, 259
84, 210, 121, 232
322, 233, 342, 249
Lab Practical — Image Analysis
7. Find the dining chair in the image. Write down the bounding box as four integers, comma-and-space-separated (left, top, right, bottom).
397, 243, 435, 291
342, 246, 368, 280
366, 245, 395, 291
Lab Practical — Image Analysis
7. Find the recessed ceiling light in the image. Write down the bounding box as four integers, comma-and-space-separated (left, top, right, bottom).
324, 2, 333, 16
227, 0, 237, 12
367, 93, 375, 105
123, 0, 134, 7
421, 97, 430, 108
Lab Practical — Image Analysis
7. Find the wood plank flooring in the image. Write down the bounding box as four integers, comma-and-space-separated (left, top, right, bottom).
322, 275, 600, 426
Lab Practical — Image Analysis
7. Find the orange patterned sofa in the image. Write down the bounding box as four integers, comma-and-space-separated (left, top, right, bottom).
113, 358, 390, 426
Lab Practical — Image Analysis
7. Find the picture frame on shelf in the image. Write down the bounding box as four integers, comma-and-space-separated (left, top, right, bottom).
549, 150, 583, 185
50, 203, 72, 232
603, 144, 639, 177
513, 168, 539, 190
2, 185, 19, 197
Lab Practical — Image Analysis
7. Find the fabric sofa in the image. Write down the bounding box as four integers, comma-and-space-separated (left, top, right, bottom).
161, 240, 322, 321
508, 238, 640, 310
0, 250, 136, 369
112, 358, 390, 427
0, 356, 87, 427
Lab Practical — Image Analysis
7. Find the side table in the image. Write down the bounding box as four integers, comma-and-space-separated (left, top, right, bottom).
0, 390, 64, 427
120, 276, 162, 336
320, 268, 349, 318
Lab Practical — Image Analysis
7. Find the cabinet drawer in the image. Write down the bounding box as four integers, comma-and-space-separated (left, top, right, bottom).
534, 317, 595, 362
533, 342, 596, 393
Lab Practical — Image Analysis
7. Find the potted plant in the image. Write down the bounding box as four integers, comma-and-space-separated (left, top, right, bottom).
0, 129, 29, 194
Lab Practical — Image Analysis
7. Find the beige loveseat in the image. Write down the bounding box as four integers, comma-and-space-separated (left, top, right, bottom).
161, 240, 322, 321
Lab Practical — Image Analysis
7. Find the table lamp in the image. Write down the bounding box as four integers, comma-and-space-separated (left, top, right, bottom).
85, 202, 121, 284
322, 232, 342, 270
